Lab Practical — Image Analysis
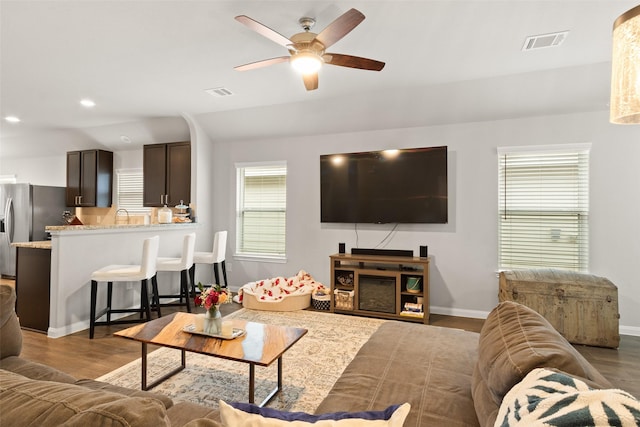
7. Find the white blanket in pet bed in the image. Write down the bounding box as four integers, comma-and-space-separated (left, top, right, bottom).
238, 270, 327, 311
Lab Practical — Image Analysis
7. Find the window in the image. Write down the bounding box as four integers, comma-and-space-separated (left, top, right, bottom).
116, 169, 150, 214
498, 144, 590, 272
236, 162, 287, 259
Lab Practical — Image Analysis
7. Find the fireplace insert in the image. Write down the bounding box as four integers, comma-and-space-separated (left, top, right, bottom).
358, 275, 396, 314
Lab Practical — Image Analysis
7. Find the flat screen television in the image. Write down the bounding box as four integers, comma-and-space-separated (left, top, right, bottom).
320, 146, 448, 224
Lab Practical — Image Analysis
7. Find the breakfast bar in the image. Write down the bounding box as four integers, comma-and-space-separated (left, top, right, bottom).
43, 223, 199, 338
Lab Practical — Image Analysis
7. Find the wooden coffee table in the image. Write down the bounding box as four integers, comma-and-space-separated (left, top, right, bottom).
114, 311, 308, 407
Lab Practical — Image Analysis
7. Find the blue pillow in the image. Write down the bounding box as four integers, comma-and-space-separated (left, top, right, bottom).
219, 400, 411, 426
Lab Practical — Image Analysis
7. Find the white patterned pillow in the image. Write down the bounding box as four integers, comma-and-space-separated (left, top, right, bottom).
219, 400, 410, 426
495, 368, 640, 426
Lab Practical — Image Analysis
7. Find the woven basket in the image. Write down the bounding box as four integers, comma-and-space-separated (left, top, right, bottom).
334, 289, 355, 310
311, 292, 331, 311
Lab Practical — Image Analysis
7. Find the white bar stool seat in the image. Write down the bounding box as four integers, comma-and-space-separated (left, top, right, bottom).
154, 232, 195, 315
89, 235, 159, 339
189, 230, 227, 291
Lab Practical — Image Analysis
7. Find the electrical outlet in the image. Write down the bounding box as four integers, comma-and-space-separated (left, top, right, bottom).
126, 283, 133, 290
226, 262, 232, 272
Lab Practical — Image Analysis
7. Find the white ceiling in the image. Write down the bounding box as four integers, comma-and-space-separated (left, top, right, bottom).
1, 0, 636, 159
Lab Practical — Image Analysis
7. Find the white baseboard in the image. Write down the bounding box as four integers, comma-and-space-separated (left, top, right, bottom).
430, 306, 489, 320
430, 305, 640, 338
48, 320, 89, 338
46, 303, 159, 338
620, 325, 640, 337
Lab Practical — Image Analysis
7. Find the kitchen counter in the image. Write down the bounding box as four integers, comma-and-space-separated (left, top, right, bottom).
11, 241, 52, 250
44, 222, 199, 338
46, 222, 193, 232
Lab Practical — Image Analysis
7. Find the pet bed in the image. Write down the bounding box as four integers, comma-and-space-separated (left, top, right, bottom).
238, 270, 327, 312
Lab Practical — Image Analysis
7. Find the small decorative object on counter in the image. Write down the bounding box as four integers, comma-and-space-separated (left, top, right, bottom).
158, 204, 172, 224
194, 282, 231, 335
174, 200, 191, 223
62, 211, 74, 224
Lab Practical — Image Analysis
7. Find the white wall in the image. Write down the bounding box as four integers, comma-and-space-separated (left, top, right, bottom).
183, 113, 216, 285
1, 155, 67, 186
203, 111, 640, 334
113, 149, 143, 170
0, 149, 143, 187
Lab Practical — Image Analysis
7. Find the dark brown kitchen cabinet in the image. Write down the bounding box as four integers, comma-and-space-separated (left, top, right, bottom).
66, 149, 113, 207
15, 246, 51, 333
143, 141, 191, 207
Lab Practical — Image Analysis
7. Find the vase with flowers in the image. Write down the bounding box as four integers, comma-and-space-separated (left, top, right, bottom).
194, 282, 230, 335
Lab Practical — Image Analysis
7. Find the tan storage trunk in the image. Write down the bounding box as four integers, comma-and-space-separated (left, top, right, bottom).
498, 269, 620, 348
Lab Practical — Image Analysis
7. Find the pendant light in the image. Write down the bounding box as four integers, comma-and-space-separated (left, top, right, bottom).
610, 4, 640, 124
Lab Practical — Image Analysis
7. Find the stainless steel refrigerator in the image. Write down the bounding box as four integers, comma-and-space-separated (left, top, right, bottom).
0, 184, 68, 278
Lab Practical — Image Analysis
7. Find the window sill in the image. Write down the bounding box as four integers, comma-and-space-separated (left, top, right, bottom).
233, 254, 287, 264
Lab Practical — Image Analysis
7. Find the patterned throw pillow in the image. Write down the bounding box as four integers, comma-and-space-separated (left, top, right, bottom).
495, 368, 640, 426
219, 400, 410, 426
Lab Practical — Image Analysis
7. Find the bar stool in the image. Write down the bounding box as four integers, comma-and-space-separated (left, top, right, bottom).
89, 235, 159, 339
189, 230, 227, 292
154, 232, 195, 315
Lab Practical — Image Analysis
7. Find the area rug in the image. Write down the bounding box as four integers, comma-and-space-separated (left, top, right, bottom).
97, 309, 387, 413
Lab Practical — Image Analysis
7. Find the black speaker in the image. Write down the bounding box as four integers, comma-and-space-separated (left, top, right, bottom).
419, 245, 428, 258
351, 248, 413, 257
339, 243, 346, 254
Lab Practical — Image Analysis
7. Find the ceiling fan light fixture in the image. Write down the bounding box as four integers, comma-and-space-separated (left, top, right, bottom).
291, 51, 323, 74
611, 4, 640, 124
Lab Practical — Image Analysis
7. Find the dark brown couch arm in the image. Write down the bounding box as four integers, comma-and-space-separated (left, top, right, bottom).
0, 285, 22, 360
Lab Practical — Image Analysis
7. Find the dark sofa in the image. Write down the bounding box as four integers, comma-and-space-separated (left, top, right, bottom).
0, 285, 222, 427
316, 300, 617, 426
2, 283, 633, 426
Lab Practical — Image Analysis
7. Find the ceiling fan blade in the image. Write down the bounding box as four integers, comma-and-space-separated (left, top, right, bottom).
314, 8, 365, 49
234, 56, 290, 71
303, 73, 319, 91
235, 15, 293, 48
323, 53, 385, 71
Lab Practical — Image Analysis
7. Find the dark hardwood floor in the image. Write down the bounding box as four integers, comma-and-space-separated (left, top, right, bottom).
4, 277, 638, 399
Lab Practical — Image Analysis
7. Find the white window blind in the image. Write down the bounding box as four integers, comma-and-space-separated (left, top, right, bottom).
498, 145, 590, 272
116, 169, 150, 214
236, 163, 287, 257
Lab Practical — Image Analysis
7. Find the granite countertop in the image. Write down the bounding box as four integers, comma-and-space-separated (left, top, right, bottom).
45, 222, 195, 231
11, 241, 52, 249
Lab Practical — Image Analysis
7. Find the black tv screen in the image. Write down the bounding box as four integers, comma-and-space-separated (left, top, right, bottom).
320, 146, 448, 224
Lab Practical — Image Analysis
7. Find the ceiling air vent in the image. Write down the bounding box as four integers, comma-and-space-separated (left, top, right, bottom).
522, 31, 569, 51
205, 87, 234, 97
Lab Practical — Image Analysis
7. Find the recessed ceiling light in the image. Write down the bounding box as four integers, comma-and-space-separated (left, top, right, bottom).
4, 116, 21, 123
80, 99, 96, 108
120, 135, 131, 144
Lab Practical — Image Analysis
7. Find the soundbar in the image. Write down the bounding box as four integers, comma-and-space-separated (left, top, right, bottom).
351, 248, 414, 257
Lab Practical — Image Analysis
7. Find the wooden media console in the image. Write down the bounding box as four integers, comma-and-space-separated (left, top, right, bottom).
329, 253, 430, 324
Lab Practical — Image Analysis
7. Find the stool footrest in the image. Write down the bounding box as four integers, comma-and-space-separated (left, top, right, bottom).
93, 318, 149, 327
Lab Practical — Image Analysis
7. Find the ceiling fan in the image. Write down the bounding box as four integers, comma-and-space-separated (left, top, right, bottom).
234, 8, 385, 91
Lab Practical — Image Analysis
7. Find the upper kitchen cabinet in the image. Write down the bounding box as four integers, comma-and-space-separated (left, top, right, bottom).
66, 150, 113, 207
143, 141, 191, 207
